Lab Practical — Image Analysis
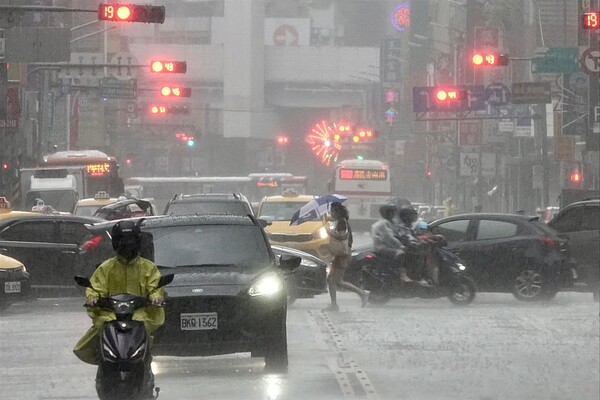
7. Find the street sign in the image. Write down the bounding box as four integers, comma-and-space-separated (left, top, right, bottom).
380, 37, 403, 85
531, 47, 580, 73
100, 78, 137, 99
511, 82, 552, 104
484, 83, 511, 106
554, 135, 575, 161
5, 27, 70, 62
580, 47, 600, 75
460, 153, 479, 177
499, 119, 514, 132
412, 85, 486, 112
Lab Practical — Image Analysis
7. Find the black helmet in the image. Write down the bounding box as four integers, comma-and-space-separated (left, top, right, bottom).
379, 204, 397, 220
398, 205, 418, 224
111, 220, 142, 261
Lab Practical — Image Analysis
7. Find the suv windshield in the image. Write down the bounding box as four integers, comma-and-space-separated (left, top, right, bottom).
148, 224, 271, 269
166, 202, 250, 216
259, 201, 310, 221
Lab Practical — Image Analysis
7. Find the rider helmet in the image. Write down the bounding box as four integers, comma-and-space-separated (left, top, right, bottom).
379, 204, 397, 220
111, 220, 142, 262
398, 205, 418, 225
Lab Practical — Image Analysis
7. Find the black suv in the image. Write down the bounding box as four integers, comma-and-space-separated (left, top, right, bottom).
163, 193, 254, 216
85, 215, 300, 370
548, 198, 600, 300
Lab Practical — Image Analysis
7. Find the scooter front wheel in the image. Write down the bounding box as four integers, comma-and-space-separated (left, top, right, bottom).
447, 275, 476, 306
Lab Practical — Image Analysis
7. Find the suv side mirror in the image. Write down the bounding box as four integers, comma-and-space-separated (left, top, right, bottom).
278, 255, 301, 271
258, 218, 271, 228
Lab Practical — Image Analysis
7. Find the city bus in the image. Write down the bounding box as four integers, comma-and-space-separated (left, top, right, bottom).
40, 150, 124, 197
331, 159, 392, 231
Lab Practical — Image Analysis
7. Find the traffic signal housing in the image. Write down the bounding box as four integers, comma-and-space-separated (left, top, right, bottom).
471, 52, 509, 66
149, 104, 190, 115
98, 4, 165, 23
150, 60, 187, 74
570, 169, 583, 185
582, 12, 599, 29
175, 133, 196, 147
160, 86, 192, 97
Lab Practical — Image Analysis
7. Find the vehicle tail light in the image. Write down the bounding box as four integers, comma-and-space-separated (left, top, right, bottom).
365, 253, 374, 260
80, 235, 103, 253
540, 236, 556, 249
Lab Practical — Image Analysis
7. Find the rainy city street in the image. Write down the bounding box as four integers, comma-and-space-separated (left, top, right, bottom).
1, 291, 597, 400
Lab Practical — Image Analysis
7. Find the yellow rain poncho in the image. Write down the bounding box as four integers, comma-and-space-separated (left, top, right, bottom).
73, 256, 165, 365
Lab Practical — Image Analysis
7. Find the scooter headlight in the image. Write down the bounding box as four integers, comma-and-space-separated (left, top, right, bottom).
249, 274, 282, 297
456, 263, 466, 271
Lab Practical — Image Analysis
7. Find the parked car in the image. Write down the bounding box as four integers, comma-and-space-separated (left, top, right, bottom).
85, 215, 300, 370
163, 193, 254, 216
93, 198, 156, 220
0, 213, 102, 296
257, 191, 330, 260
0, 254, 31, 311
427, 213, 573, 300
548, 199, 599, 300
271, 245, 327, 304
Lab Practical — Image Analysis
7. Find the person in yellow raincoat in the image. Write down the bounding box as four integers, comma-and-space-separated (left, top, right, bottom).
73, 220, 165, 365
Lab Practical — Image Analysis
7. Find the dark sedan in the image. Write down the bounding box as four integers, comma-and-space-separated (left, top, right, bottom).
427, 213, 573, 300
0, 213, 102, 296
85, 215, 300, 370
271, 245, 327, 304
346, 214, 573, 301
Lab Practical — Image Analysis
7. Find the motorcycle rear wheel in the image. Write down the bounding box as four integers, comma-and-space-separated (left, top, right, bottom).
447, 275, 476, 306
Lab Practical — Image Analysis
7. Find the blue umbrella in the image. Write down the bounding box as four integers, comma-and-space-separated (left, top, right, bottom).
289, 194, 347, 226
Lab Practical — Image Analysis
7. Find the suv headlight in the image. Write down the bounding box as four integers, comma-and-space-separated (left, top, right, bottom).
313, 226, 328, 240
249, 274, 282, 297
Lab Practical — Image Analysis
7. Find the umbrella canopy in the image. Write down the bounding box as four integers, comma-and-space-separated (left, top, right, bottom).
289, 194, 347, 226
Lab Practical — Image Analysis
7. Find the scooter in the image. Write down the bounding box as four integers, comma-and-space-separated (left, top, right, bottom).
360, 245, 477, 306
74, 274, 174, 400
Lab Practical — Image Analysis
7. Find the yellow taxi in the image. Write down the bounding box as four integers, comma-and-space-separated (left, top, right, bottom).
72, 191, 120, 217
0, 197, 32, 310
257, 191, 331, 260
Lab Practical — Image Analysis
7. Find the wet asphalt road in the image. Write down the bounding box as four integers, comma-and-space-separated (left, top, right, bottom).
0, 291, 597, 400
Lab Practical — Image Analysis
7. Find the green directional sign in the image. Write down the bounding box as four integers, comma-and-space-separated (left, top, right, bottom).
532, 47, 580, 73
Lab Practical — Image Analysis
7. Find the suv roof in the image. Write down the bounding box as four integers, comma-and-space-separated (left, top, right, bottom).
89, 214, 260, 232
163, 192, 254, 216
169, 193, 248, 202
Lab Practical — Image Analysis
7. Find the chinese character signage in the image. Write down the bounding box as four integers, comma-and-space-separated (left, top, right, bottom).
339, 169, 388, 180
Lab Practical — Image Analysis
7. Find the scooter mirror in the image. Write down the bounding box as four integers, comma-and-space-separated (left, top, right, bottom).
74, 275, 92, 288
158, 274, 175, 288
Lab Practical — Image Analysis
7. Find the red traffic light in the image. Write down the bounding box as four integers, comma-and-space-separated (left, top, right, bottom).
98, 4, 165, 23
275, 134, 289, 145
583, 12, 599, 29
570, 171, 582, 183
435, 89, 462, 101
2, 162, 9, 170
149, 105, 189, 115
471, 52, 509, 66
160, 86, 192, 97
150, 60, 187, 74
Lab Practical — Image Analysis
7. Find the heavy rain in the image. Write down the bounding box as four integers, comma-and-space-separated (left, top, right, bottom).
0, 1, 598, 400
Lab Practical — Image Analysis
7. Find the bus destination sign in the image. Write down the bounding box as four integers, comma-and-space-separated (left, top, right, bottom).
339, 169, 387, 180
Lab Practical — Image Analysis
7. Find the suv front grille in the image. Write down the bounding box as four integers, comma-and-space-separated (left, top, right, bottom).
269, 233, 313, 243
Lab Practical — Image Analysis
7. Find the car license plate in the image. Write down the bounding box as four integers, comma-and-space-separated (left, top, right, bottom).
4, 281, 21, 293
180, 312, 218, 331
